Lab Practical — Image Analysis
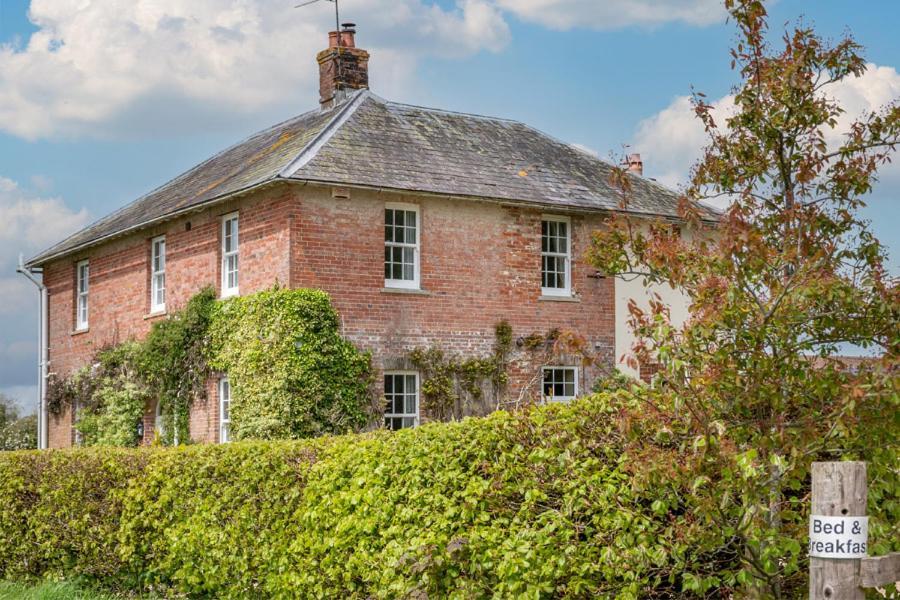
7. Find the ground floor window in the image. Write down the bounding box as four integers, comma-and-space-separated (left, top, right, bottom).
219, 378, 231, 443
542, 366, 578, 402
155, 401, 164, 439
384, 372, 419, 430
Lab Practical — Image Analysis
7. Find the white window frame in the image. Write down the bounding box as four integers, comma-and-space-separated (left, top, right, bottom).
541, 215, 572, 297
150, 235, 166, 313
154, 401, 165, 439
75, 259, 89, 330
221, 213, 239, 298
73, 397, 83, 446
542, 366, 578, 403
383, 371, 420, 430
154, 401, 180, 445
384, 203, 420, 290
219, 377, 231, 443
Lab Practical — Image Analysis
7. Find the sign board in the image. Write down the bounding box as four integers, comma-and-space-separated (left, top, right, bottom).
809, 515, 868, 559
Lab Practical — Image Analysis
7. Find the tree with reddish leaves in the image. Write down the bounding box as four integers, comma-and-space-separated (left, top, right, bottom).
588, 0, 899, 596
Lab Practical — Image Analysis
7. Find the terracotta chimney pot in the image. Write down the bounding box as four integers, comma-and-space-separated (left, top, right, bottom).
625, 153, 643, 177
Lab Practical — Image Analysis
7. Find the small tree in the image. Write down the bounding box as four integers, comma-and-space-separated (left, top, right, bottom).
587, 0, 899, 596
0, 394, 13, 431
0, 393, 37, 451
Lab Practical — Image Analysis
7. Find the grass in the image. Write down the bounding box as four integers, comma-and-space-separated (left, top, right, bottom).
0, 582, 161, 600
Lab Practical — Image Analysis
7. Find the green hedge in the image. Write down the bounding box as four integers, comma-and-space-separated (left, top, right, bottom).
0, 393, 704, 598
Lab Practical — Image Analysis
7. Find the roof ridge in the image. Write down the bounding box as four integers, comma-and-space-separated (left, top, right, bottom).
278, 90, 371, 178
384, 99, 521, 124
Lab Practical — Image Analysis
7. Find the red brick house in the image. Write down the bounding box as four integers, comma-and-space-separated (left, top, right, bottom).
22, 27, 715, 449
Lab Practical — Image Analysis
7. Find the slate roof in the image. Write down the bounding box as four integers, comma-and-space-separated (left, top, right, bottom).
28, 90, 715, 266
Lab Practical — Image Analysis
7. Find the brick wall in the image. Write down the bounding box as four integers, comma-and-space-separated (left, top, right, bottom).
289, 187, 616, 416
188, 378, 221, 444
44, 188, 292, 447
43, 183, 616, 447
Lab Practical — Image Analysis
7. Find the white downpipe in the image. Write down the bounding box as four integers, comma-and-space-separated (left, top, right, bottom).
16, 254, 49, 450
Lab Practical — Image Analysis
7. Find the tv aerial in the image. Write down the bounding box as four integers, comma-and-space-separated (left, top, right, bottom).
295, 0, 342, 42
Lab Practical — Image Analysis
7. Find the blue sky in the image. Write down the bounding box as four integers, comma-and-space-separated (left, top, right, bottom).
1, 0, 898, 412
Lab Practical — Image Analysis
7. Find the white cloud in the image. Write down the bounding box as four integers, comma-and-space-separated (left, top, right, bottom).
493, 0, 725, 30
631, 94, 735, 192
0, 177, 88, 392
0, 174, 88, 317
0, 0, 738, 141
822, 63, 900, 165
630, 63, 900, 198
0, 0, 510, 140
0, 176, 90, 253
429, 0, 510, 57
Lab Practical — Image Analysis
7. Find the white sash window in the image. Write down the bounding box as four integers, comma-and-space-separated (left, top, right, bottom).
150, 236, 166, 312
221, 214, 239, 297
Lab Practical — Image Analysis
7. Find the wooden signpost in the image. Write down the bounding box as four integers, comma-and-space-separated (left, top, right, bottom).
809, 462, 900, 599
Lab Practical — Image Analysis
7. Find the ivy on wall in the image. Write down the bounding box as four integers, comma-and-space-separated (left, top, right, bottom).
407, 323, 626, 419
45, 343, 149, 447
408, 321, 512, 420
46, 286, 374, 446
207, 286, 375, 440
137, 288, 217, 444
45, 285, 623, 447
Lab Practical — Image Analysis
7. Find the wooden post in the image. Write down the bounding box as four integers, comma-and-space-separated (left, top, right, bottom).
809, 462, 867, 600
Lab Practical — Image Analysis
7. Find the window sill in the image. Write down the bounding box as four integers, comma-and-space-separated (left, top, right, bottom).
381, 287, 431, 296
144, 310, 167, 320
539, 294, 579, 303
71, 328, 90, 336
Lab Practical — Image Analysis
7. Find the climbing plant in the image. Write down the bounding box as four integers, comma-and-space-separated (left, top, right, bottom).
46, 286, 374, 445
66, 343, 149, 447
136, 287, 217, 444
409, 321, 513, 420
410, 322, 623, 419
206, 286, 374, 440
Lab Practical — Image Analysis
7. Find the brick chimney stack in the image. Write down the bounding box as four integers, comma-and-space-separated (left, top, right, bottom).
318, 23, 370, 109
624, 153, 643, 177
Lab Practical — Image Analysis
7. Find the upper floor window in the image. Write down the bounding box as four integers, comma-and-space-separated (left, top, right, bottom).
219, 377, 231, 443
75, 259, 89, 330
384, 372, 419, 430
150, 235, 166, 313
384, 204, 419, 289
541, 216, 571, 296
221, 213, 239, 297
542, 366, 577, 402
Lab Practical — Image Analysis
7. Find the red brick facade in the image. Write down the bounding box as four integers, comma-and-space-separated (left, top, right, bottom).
44, 183, 616, 447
